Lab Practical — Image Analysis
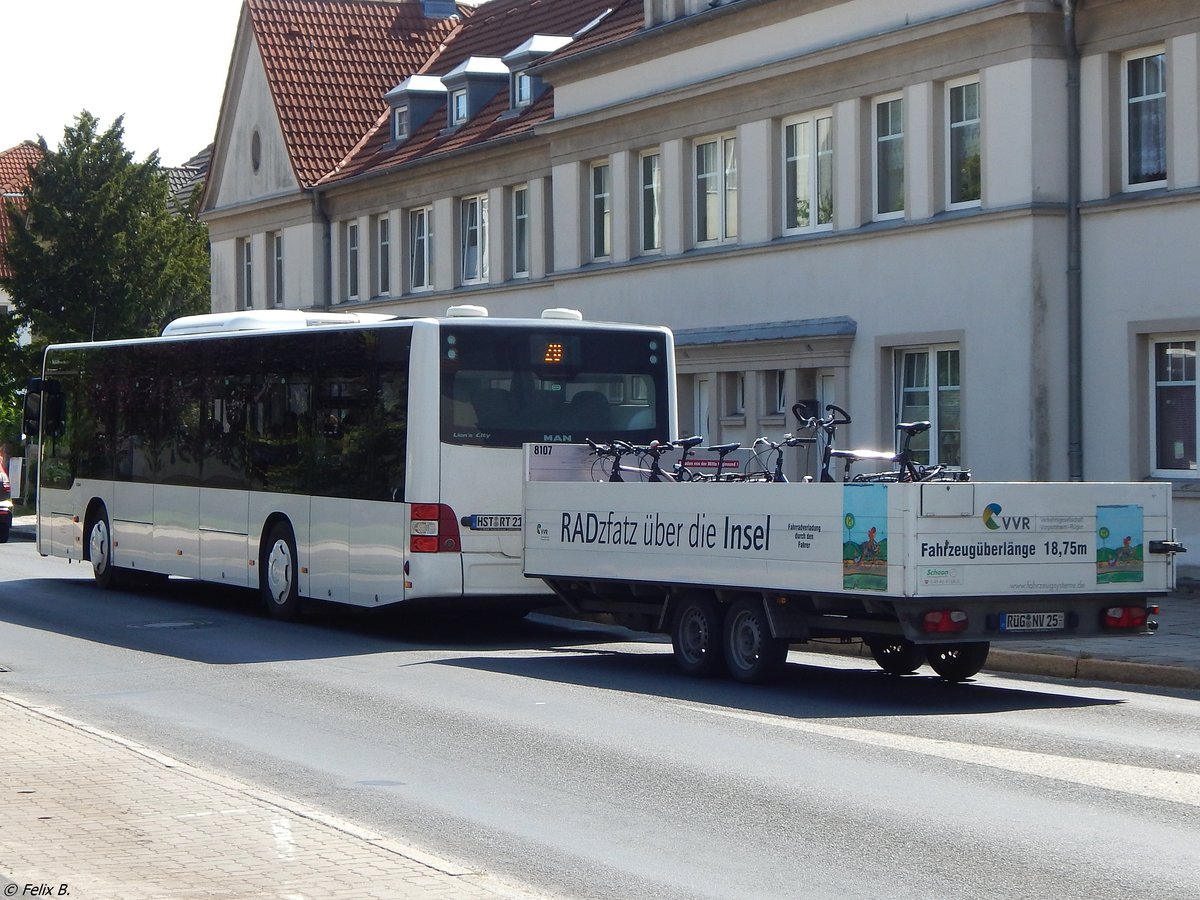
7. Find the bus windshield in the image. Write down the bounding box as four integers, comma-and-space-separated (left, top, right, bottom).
441, 324, 668, 447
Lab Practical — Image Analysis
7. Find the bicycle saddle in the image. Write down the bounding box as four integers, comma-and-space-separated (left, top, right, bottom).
896, 421, 932, 435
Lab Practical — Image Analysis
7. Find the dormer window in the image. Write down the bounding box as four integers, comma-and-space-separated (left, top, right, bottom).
441, 57, 510, 130
451, 89, 469, 125
502, 35, 573, 111
384, 75, 446, 145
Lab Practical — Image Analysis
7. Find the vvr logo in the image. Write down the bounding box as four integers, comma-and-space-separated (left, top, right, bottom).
982, 502, 1031, 531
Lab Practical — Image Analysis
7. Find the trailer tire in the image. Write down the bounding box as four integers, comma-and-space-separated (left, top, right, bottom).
724, 596, 788, 684
925, 642, 990, 681
671, 593, 725, 678
867, 639, 925, 676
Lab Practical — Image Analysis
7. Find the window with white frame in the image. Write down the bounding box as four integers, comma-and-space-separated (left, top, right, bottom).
1125, 48, 1167, 189
896, 345, 961, 465
393, 106, 409, 142
271, 232, 284, 307
451, 89, 469, 125
512, 185, 530, 278
783, 111, 834, 232
591, 162, 611, 260
640, 151, 662, 253
376, 215, 391, 296
239, 238, 253, 310
409, 206, 431, 291
947, 79, 981, 206
513, 72, 533, 107
874, 95, 905, 218
460, 194, 488, 284
344, 221, 360, 301
1152, 338, 1196, 473
695, 134, 737, 244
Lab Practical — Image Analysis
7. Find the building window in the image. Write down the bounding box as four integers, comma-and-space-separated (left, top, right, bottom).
874, 96, 905, 219
783, 112, 833, 232
948, 79, 981, 206
1153, 338, 1196, 473
393, 106, 409, 142
897, 346, 960, 465
240, 238, 253, 309
512, 185, 530, 278
696, 135, 737, 243
461, 194, 488, 284
271, 232, 284, 307
769, 370, 787, 415
376, 215, 391, 297
345, 221, 359, 301
727, 372, 745, 415
1125, 48, 1167, 189
640, 151, 662, 253
513, 72, 533, 107
409, 207, 431, 291
591, 162, 611, 260
451, 89, 469, 125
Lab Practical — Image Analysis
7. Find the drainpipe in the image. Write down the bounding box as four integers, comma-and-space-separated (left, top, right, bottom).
313, 189, 333, 310
1061, 0, 1084, 481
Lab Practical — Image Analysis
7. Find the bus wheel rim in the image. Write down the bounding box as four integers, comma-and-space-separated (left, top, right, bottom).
266, 540, 292, 603
90, 520, 109, 575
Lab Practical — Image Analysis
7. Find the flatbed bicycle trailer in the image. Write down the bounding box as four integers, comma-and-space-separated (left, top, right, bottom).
522, 444, 1185, 683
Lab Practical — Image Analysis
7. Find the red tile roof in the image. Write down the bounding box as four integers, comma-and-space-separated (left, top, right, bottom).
320, 0, 640, 185
0, 141, 43, 281
248, 0, 473, 186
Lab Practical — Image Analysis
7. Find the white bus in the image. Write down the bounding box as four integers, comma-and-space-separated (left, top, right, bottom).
24, 306, 675, 619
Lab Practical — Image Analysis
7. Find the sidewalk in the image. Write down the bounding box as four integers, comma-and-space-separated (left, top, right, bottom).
0, 694, 532, 900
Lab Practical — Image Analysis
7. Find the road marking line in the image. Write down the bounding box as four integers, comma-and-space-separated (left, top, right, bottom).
684, 705, 1200, 807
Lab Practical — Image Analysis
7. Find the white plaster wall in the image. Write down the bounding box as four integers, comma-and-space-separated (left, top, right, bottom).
209, 41, 299, 209
558, 0, 1002, 118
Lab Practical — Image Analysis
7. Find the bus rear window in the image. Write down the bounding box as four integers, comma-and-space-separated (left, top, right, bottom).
441, 326, 667, 447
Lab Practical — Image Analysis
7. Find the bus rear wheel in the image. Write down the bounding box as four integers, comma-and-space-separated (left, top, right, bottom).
260, 522, 302, 621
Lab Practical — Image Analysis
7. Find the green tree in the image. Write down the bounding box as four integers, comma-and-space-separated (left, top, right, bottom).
0, 111, 210, 346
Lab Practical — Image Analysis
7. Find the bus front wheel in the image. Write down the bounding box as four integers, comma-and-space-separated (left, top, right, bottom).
87, 508, 120, 590
260, 522, 302, 621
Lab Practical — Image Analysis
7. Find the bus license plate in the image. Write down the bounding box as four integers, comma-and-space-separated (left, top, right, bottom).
469, 515, 522, 531
1000, 612, 1066, 632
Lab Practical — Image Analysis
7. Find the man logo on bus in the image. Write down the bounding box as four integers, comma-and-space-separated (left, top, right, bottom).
982, 503, 1003, 530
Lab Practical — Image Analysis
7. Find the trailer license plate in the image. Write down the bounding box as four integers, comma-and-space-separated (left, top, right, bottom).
1000, 612, 1066, 632
469, 515, 522, 531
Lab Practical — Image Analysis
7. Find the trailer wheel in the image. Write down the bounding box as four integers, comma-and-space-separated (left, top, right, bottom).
724, 597, 788, 684
867, 639, 925, 676
925, 642, 990, 681
671, 593, 725, 677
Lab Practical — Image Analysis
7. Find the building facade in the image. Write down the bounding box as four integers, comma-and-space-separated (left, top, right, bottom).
201, 0, 1200, 570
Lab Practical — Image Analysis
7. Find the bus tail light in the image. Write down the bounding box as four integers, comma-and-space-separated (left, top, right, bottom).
921, 609, 969, 634
410, 503, 461, 553
1101, 605, 1149, 630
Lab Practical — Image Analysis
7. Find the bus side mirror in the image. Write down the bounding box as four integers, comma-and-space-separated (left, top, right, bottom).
22, 378, 64, 442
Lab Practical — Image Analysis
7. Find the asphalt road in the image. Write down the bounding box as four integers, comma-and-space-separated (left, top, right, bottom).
1, 540, 1198, 899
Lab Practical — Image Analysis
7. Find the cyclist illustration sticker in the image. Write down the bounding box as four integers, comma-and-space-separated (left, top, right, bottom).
1096, 505, 1144, 584
843, 484, 888, 591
